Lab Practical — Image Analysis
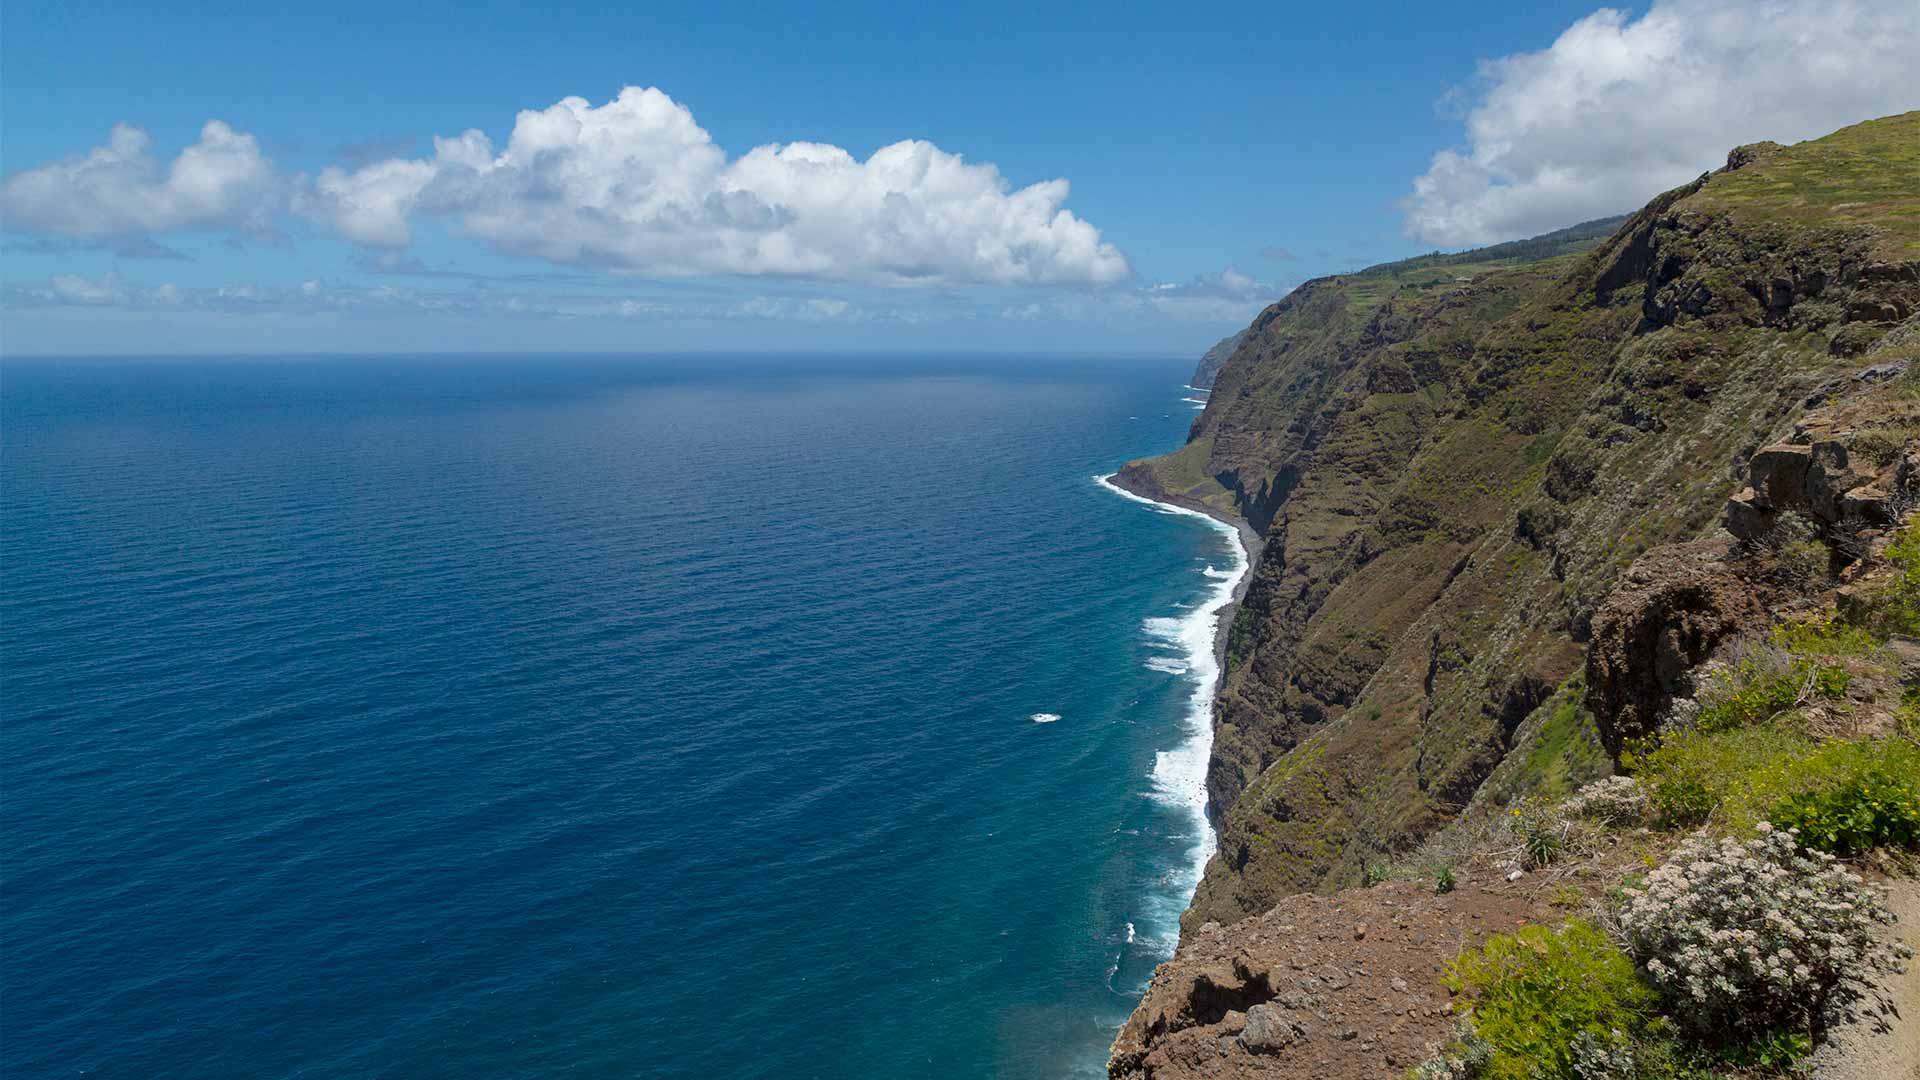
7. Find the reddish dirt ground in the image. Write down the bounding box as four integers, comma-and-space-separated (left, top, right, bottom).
1110, 866, 1608, 1080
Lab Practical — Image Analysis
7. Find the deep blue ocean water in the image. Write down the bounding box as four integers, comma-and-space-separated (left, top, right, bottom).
1, 355, 1240, 1079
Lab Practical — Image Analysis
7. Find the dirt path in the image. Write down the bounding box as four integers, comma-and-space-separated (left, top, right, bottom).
1811, 877, 1920, 1080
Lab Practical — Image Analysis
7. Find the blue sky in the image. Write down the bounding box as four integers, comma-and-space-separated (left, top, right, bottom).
3, 0, 1917, 356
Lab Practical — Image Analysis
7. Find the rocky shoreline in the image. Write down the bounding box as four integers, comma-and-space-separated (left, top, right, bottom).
1106, 464, 1263, 671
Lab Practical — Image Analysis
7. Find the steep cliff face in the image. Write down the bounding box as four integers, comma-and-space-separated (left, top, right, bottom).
1111, 111, 1920, 1079
1192, 329, 1250, 390
1110, 372, 1920, 1080
1118, 112, 1920, 930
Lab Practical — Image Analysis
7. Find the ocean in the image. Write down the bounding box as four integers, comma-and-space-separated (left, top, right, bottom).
0, 354, 1243, 1079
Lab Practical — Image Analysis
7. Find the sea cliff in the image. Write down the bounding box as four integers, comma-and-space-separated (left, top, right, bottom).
1191, 330, 1249, 391
1111, 112, 1920, 1079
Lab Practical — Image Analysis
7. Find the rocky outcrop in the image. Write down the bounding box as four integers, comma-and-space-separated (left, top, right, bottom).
1586, 380, 1920, 758
1725, 372, 1919, 541
1584, 540, 1770, 757
1724, 140, 1785, 172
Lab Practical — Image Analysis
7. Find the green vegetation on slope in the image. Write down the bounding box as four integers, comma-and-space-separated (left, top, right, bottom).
1691, 111, 1920, 260
1141, 112, 1920, 931
1367, 215, 1631, 276
1112, 112, 1920, 1080
1141, 435, 1235, 513
1471, 674, 1610, 808
1628, 520, 1920, 848
1433, 920, 1662, 1080
1342, 215, 1631, 318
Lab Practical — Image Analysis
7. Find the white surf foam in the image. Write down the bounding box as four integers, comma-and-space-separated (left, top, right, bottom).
1140, 616, 1184, 641
1201, 565, 1233, 580
1030, 712, 1061, 724
1143, 656, 1190, 675
1093, 472, 1251, 909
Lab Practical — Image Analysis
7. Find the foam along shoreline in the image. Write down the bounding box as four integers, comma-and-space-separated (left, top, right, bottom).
1094, 471, 1251, 899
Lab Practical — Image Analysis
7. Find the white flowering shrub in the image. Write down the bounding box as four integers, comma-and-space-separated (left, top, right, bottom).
1565, 1030, 1638, 1079
1409, 1023, 1490, 1080
1561, 776, 1649, 827
1619, 825, 1912, 1033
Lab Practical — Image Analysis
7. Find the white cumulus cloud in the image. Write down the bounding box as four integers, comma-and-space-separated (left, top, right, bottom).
1404, 0, 1920, 247
0, 121, 279, 243
297, 86, 1130, 286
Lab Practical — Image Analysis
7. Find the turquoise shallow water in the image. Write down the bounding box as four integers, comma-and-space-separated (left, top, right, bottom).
1, 354, 1239, 1079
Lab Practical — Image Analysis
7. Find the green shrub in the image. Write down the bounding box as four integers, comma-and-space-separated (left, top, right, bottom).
1774, 536, 1831, 589
1427, 914, 1829, 1079
1635, 724, 1920, 853
1899, 685, 1920, 741
1754, 513, 1828, 590
1853, 522, 1920, 637
1692, 650, 1848, 735
1510, 797, 1564, 868
1715, 1029, 1815, 1073
1445, 921, 1656, 1080
1435, 865, 1456, 895
1634, 725, 1815, 828
1770, 738, 1920, 853
1771, 615, 1881, 657
1893, 522, 1920, 573
1848, 427, 1907, 469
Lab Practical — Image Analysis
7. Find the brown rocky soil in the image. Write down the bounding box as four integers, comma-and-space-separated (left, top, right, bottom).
1110, 862, 1633, 1080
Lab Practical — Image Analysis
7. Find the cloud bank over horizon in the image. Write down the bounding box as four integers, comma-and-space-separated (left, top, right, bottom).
2, 87, 1130, 288
4, 260, 1284, 333
0, 122, 280, 254
1, 263, 1289, 357
1404, 0, 1920, 247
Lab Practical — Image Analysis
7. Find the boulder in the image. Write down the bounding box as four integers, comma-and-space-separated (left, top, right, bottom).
1747, 443, 1812, 510
1724, 488, 1775, 539
1804, 440, 1857, 520
1841, 485, 1895, 525
1240, 1003, 1311, 1053
1586, 539, 1770, 758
